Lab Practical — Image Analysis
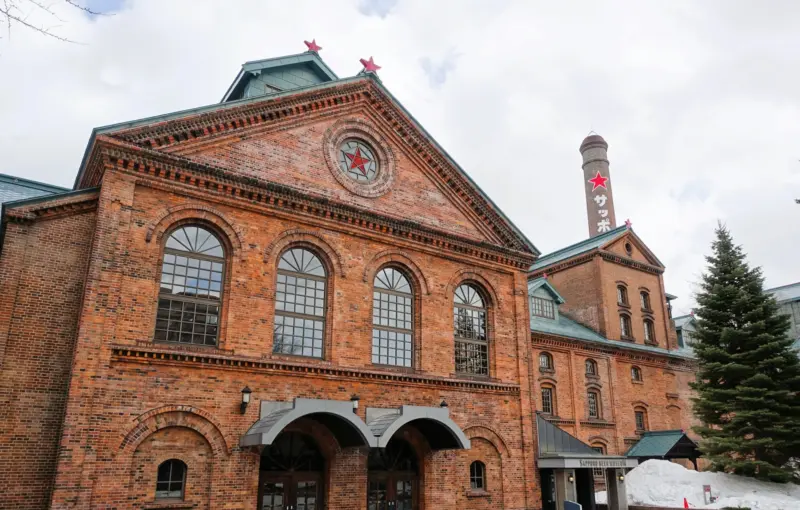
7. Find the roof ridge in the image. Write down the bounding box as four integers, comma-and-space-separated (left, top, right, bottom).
531, 225, 627, 269
0, 173, 69, 194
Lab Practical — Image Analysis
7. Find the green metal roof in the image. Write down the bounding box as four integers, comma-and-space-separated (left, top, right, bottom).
528, 277, 565, 304
531, 314, 695, 360
537, 414, 601, 457
0, 173, 68, 205
625, 430, 698, 458
530, 225, 628, 271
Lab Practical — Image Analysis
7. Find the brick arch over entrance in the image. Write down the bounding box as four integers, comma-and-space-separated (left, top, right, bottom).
463, 424, 511, 458
146, 203, 244, 259
118, 406, 230, 459
363, 249, 430, 295
263, 228, 346, 278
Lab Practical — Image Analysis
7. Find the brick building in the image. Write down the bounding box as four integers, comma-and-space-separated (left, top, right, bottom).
0, 48, 697, 510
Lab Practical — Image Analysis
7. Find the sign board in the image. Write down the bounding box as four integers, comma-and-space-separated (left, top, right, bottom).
564, 501, 582, 510
703, 485, 716, 504
578, 459, 629, 468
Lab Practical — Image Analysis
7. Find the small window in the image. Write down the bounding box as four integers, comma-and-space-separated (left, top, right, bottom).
676, 330, 685, 348
530, 296, 555, 319
635, 409, 647, 431
624, 242, 633, 255
541, 386, 555, 415
591, 446, 605, 477
585, 359, 597, 376
588, 390, 601, 419
620, 315, 632, 339
617, 285, 628, 306
156, 459, 186, 499
470, 461, 486, 491
640, 291, 651, 311
631, 366, 643, 382
539, 352, 553, 371
644, 319, 656, 343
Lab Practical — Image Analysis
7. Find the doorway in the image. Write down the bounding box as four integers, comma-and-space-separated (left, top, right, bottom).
367, 437, 418, 510
259, 432, 324, 510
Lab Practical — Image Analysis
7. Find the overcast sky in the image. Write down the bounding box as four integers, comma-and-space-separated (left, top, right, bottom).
1, 0, 798, 314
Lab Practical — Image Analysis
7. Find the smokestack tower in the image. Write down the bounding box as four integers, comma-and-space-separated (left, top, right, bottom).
580, 134, 617, 237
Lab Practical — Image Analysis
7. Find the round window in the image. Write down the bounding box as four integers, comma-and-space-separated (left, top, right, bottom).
338, 139, 378, 182
625, 242, 633, 255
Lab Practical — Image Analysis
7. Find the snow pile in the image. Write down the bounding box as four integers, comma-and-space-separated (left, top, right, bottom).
595, 460, 800, 510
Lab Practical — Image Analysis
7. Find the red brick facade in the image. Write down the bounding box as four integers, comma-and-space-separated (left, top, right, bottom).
0, 63, 696, 510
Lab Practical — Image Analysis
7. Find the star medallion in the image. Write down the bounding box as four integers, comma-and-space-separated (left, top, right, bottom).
344, 147, 372, 176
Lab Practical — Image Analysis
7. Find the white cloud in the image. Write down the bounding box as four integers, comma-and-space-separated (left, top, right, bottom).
1, 0, 798, 314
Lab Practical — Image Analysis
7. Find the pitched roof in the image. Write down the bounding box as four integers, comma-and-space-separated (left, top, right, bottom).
528, 277, 566, 304
530, 225, 627, 271
536, 414, 601, 457
531, 313, 695, 360
625, 430, 699, 459
0, 173, 68, 205
766, 282, 800, 303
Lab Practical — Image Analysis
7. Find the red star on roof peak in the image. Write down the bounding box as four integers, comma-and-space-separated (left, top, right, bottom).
588, 171, 608, 191
360, 56, 381, 73
625, 219, 632, 229
304, 39, 322, 52
542, 273, 548, 280
344, 147, 372, 176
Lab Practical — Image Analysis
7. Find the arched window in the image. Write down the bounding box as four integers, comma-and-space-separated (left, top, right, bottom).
541, 384, 555, 415
617, 285, 628, 306
631, 366, 643, 382
470, 461, 486, 491
587, 390, 601, 419
156, 225, 225, 346
643, 319, 656, 344
273, 248, 327, 358
585, 358, 598, 376
620, 314, 632, 339
640, 291, 651, 311
156, 459, 186, 499
372, 267, 413, 367
635, 408, 648, 431
539, 352, 554, 371
454, 283, 489, 376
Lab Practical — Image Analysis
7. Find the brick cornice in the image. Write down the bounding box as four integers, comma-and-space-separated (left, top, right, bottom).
110, 344, 521, 395
94, 139, 533, 270
81, 79, 533, 254
2, 189, 99, 224
599, 251, 664, 275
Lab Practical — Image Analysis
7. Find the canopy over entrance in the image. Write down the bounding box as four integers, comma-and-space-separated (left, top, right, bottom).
625, 430, 701, 470
366, 405, 470, 450
536, 414, 637, 469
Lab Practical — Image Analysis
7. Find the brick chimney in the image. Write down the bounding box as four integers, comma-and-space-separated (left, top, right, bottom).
580, 134, 617, 237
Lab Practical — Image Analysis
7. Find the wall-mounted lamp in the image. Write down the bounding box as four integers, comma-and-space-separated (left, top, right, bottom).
440, 400, 448, 408
240, 386, 252, 414
567, 474, 575, 483
351, 394, 360, 413
618, 474, 625, 482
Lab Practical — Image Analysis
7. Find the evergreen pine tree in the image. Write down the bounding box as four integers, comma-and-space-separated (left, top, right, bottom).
691, 224, 800, 482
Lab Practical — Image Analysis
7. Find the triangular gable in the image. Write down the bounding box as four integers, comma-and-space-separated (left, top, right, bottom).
78, 73, 537, 255
528, 278, 565, 304
536, 414, 600, 457
602, 230, 664, 268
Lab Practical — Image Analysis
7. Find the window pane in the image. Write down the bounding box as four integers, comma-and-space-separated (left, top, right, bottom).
541, 388, 553, 414
156, 298, 220, 346
274, 249, 327, 358
531, 296, 555, 319
455, 340, 488, 375
588, 392, 599, 418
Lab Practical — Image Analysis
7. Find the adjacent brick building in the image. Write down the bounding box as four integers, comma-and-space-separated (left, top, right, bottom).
0, 49, 697, 510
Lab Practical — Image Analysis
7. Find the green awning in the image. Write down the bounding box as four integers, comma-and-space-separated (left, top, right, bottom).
625, 430, 700, 460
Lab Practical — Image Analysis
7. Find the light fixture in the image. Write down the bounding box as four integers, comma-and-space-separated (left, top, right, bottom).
351, 394, 360, 413
240, 386, 252, 414
568, 474, 575, 483
440, 400, 448, 408
618, 474, 625, 482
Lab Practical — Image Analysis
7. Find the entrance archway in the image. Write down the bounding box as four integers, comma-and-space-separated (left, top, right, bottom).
259, 432, 323, 510
367, 437, 419, 510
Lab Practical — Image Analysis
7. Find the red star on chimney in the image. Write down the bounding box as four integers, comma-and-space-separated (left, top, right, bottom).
304, 39, 322, 52
588, 171, 608, 191
360, 57, 381, 73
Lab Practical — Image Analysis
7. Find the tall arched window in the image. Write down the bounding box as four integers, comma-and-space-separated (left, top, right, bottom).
470, 461, 486, 490
590, 444, 605, 478
635, 407, 648, 431
587, 390, 601, 419
156, 225, 225, 346
454, 283, 489, 376
539, 352, 554, 371
631, 366, 643, 382
372, 267, 413, 367
585, 358, 598, 376
156, 459, 187, 499
273, 248, 327, 358
617, 285, 629, 306
620, 314, 632, 339
541, 384, 556, 415
640, 290, 651, 311
643, 319, 656, 344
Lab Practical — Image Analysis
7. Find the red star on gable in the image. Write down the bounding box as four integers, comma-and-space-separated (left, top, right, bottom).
344, 147, 372, 176
588, 171, 608, 191
304, 39, 322, 52
625, 219, 632, 229
360, 56, 381, 73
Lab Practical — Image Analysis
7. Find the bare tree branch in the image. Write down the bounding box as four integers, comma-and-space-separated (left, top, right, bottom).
0, 0, 110, 44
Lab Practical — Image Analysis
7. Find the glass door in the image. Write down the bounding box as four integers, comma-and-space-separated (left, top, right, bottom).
259, 475, 288, 510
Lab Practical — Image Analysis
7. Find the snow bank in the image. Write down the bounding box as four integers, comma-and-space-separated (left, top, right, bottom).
595, 460, 800, 510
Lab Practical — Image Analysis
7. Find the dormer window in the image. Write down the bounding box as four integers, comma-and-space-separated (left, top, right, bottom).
530, 296, 555, 319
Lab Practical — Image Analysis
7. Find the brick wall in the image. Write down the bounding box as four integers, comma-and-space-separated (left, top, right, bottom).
0, 211, 96, 509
